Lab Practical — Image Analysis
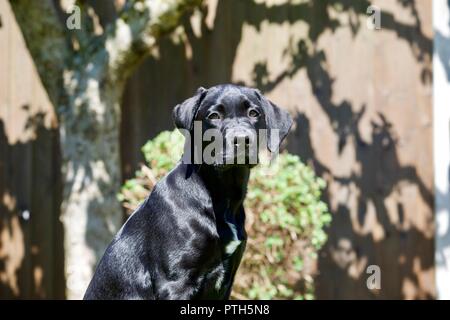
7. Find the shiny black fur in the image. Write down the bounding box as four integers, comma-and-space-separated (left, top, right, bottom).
83, 84, 292, 300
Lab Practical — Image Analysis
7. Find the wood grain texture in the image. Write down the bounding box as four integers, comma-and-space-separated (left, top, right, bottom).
0, 0, 64, 299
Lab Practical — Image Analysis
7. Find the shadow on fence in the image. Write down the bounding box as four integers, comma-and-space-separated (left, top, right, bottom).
0, 112, 64, 299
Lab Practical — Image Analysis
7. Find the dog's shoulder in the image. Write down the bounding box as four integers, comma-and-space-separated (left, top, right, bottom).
116, 163, 214, 241
149, 163, 211, 209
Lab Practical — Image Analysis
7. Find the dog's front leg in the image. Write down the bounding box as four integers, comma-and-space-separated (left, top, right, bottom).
155, 278, 200, 300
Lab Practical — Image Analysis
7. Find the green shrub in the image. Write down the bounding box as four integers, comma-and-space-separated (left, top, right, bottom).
119, 130, 331, 300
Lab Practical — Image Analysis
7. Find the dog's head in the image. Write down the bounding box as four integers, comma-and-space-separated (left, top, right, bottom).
172, 84, 293, 167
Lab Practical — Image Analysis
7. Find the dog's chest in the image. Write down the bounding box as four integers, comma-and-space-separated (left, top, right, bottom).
218, 238, 245, 278
200, 238, 246, 299
198, 203, 247, 298
199, 223, 246, 299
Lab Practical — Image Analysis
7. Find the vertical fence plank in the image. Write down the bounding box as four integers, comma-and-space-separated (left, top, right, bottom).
0, 0, 63, 299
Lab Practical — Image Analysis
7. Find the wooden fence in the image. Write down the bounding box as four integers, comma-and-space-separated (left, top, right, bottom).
0, 0, 64, 298
0, 0, 434, 299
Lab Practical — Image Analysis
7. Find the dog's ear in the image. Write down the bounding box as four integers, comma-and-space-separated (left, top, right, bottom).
172, 87, 208, 131
260, 94, 293, 153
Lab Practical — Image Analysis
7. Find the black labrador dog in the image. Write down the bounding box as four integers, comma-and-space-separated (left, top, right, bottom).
84, 84, 292, 300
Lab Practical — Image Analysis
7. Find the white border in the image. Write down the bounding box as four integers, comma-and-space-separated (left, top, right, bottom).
433, 0, 450, 300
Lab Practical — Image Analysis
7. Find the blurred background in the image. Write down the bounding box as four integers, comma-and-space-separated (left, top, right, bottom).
0, 0, 449, 299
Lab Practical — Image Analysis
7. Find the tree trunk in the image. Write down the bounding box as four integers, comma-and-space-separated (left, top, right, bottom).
60, 58, 124, 299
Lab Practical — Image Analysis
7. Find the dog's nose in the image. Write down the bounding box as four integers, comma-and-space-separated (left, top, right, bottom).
232, 133, 251, 147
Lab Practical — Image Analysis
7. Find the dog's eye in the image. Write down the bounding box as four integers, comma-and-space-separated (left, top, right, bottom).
207, 112, 221, 120
248, 109, 260, 118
